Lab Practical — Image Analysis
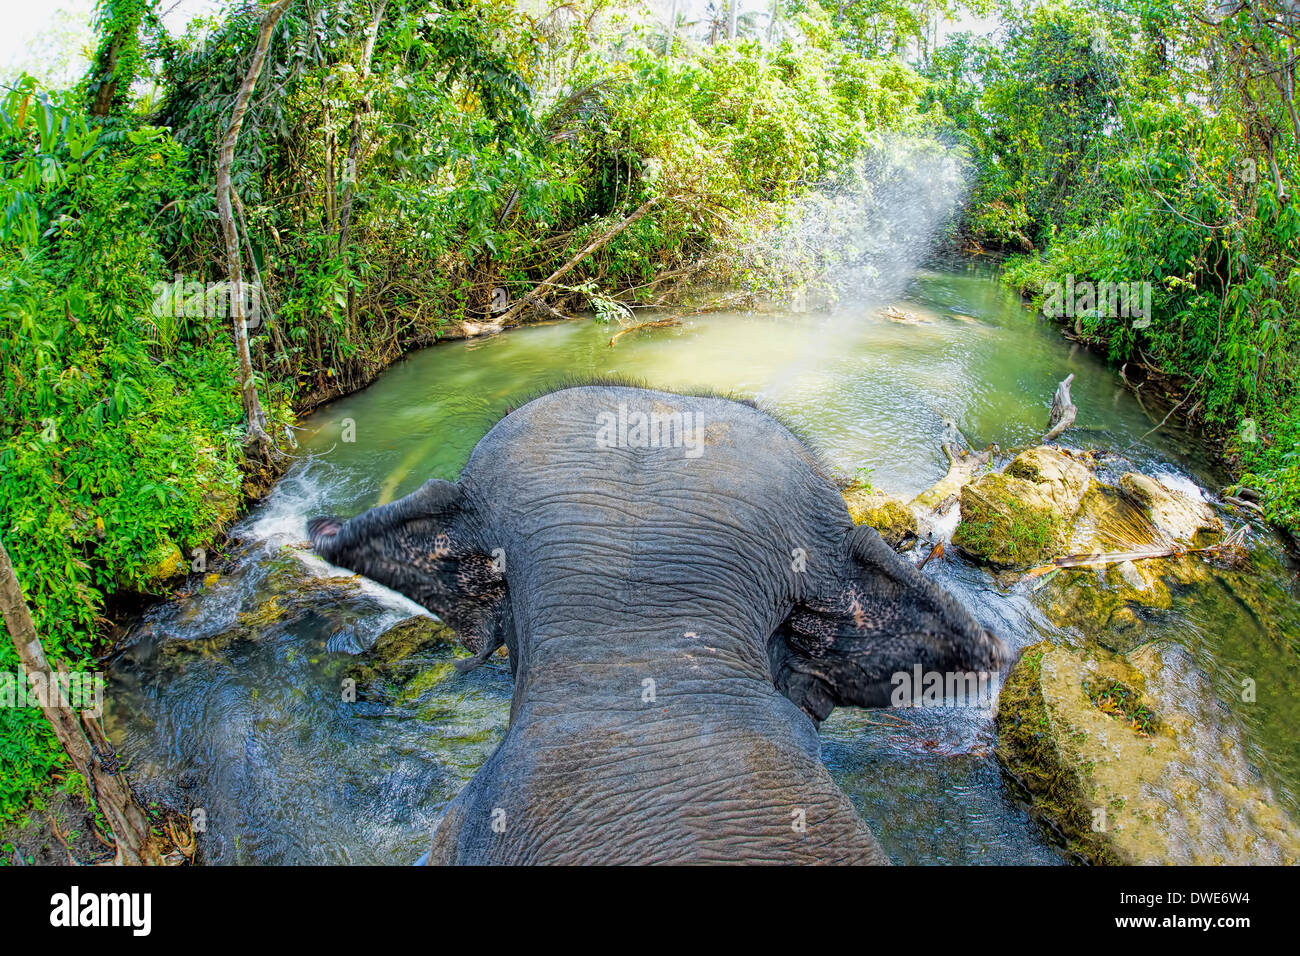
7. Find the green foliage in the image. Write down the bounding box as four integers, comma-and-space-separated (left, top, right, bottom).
934, 0, 1300, 534
0, 77, 248, 814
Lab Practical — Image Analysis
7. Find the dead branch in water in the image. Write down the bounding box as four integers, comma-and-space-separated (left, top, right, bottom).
607, 292, 754, 347
1023, 525, 1248, 579
608, 317, 681, 346
1043, 373, 1077, 442
917, 541, 945, 570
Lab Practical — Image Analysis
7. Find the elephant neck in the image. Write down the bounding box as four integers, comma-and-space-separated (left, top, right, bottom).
510, 611, 789, 724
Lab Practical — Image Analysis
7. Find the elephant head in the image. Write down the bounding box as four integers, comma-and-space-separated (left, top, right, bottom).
309, 383, 1006, 864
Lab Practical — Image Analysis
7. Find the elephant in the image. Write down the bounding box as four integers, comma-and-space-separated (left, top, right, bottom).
308, 382, 1006, 864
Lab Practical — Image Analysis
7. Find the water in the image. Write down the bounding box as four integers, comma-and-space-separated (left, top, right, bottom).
105, 261, 1300, 864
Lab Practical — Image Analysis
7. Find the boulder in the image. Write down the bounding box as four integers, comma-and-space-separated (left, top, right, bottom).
136, 539, 185, 590
344, 615, 460, 704
1119, 472, 1223, 542
843, 487, 918, 550
996, 641, 1300, 865
952, 447, 1091, 569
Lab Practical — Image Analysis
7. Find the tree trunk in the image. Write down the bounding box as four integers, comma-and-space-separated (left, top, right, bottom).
728, 0, 738, 40
86, 1, 146, 117
0, 539, 164, 865
496, 197, 659, 326
337, 0, 388, 256
216, 0, 293, 454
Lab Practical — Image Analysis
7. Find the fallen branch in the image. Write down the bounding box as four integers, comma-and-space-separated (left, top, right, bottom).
607, 292, 754, 347
608, 317, 681, 347
1023, 524, 1248, 579
498, 197, 659, 326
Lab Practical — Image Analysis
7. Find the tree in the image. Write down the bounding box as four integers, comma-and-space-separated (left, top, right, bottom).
337, 0, 390, 256
0, 539, 165, 865
215, 0, 294, 454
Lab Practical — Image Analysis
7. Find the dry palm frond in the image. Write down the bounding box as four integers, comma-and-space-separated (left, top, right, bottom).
544, 80, 612, 143
1086, 498, 1167, 553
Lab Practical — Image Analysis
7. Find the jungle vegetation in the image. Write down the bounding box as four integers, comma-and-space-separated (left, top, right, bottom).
0, 0, 1296, 832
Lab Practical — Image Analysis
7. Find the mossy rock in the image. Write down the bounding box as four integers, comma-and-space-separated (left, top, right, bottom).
1006, 446, 1092, 510
843, 488, 918, 550
996, 641, 1300, 865
135, 539, 185, 589
952, 447, 1090, 569
162, 551, 367, 654
1118, 472, 1223, 543
995, 642, 1123, 864
345, 615, 459, 702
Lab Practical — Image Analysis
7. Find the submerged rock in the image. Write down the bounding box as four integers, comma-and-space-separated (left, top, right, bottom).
952, 447, 1091, 568
996, 641, 1300, 865
344, 615, 460, 704
843, 487, 918, 550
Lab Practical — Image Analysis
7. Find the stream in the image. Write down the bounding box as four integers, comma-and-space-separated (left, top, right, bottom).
104, 260, 1300, 864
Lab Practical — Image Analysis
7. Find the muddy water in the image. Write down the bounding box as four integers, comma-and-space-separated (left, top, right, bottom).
106, 261, 1300, 864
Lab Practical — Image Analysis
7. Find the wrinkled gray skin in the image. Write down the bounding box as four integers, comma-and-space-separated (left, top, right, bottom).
309, 384, 1005, 864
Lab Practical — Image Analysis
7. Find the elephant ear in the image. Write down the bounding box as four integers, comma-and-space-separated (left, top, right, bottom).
769, 524, 1006, 723
308, 478, 511, 671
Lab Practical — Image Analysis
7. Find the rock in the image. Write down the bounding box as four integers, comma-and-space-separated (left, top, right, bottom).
1119, 473, 1223, 542
952, 447, 1091, 569
369, 615, 457, 666
843, 487, 918, 550
1035, 487, 1211, 651
344, 615, 459, 703
1006, 446, 1092, 513
996, 641, 1300, 865
136, 539, 185, 589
